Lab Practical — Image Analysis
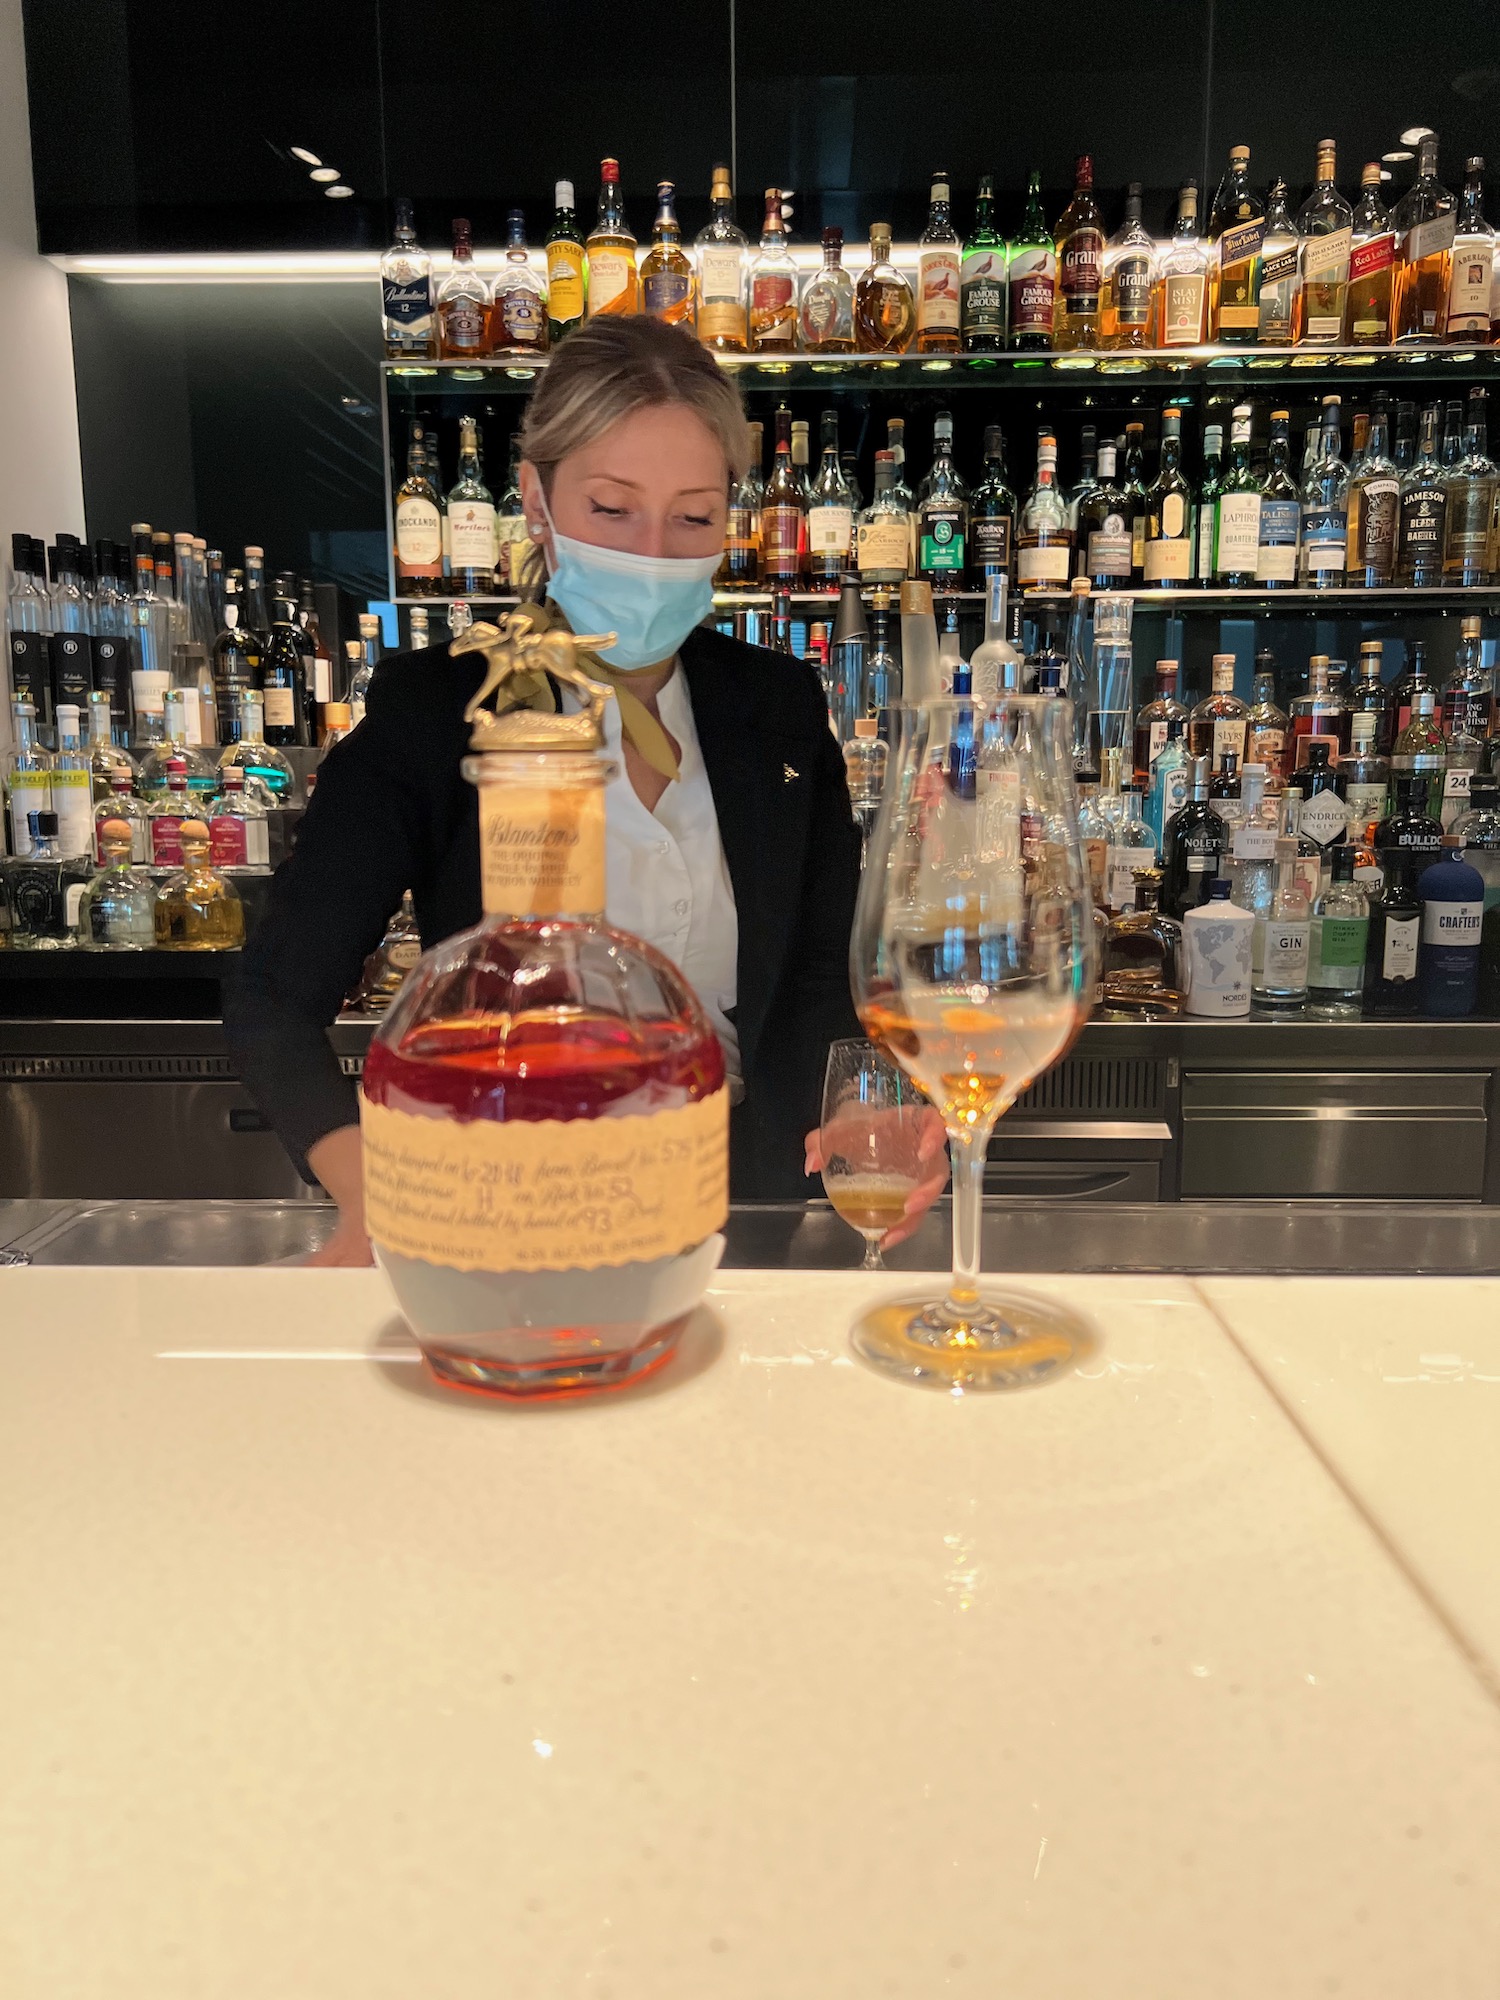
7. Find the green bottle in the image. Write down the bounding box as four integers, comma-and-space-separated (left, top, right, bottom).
961, 172, 1005, 352
544, 178, 586, 343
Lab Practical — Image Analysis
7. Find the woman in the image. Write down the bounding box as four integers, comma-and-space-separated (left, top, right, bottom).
226, 316, 940, 1266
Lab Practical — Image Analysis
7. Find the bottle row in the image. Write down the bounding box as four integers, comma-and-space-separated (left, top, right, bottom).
0, 806, 246, 951
379, 139, 1500, 364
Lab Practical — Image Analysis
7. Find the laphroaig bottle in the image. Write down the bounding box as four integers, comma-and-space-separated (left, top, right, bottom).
1308, 847, 1369, 1016
1417, 836, 1483, 1015
1183, 878, 1254, 1016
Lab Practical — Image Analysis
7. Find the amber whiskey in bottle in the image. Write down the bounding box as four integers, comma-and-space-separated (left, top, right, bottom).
1393, 135, 1456, 342
749, 189, 798, 350
1052, 155, 1104, 350
585, 159, 639, 318
1345, 163, 1395, 343
855, 224, 915, 352
1293, 141, 1353, 343
760, 408, 805, 589
641, 181, 695, 324
916, 171, 962, 353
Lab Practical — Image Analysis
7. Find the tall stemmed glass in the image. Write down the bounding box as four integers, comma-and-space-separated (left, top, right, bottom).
850, 694, 1096, 1391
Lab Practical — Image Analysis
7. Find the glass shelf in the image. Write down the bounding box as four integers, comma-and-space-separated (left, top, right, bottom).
383, 343, 1500, 396
394, 586, 1500, 615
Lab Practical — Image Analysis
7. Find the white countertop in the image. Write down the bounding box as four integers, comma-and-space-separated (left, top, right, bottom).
2, 1267, 1498, 1999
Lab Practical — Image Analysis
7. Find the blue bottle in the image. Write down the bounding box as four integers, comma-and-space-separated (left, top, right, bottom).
1416, 838, 1484, 1016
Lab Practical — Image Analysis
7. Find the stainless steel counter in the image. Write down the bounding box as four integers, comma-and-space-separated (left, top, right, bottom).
3, 1197, 1497, 1274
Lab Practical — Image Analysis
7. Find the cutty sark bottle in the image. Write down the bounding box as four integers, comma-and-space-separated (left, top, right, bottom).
360, 613, 729, 1399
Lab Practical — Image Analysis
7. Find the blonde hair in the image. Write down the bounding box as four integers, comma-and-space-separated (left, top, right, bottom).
519, 315, 752, 488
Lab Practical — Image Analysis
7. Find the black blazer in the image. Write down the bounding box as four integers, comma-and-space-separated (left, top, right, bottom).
223, 625, 863, 1199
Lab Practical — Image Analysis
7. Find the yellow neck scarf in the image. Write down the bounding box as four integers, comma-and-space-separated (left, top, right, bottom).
451, 599, 681, 781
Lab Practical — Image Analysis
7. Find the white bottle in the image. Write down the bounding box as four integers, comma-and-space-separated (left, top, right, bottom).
1182, 876, 1255, 1016
970, 570, 1022, 697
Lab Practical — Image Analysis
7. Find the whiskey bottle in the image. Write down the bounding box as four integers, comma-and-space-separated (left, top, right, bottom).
1345, 164, 1396, 343
1133, 660, 1188, 789
1257, 180, 1300, 342
1346, 399, 1400, 587
749, 188, 798, 350
489, 209, 548, 355
960, 174, 1006, 351
436, 218, 491, 361
1189, 655, 1248, 765
1007, 169, 1055, 351
1207, 145, 1266, 343
359, 622, 729, 1398
445, 415, 497, 597
1341, 710, 1390, 834
759, 407, 804, 590
1441, 615, 1492, 740
718, 421, 763, 590
1100, 183, 1154, 349
1393, 400, 1418, 473
1142, 411, 1194, 586
799, 227, 856, 352
856, 451, 909, 586
153, 817, 244, 950
1390, 638, 1434, 740
1294, 141, 1353, 343
1052, 155, 1104, 351
1194, 422, 1224, 581
1397, 402, 1448, 585
1446, 157, 1495, 341
968, 426, 1016, 585
1443, 387, 1498, 584
493, 436, 529, 594
585, 159, 639, 318
1076, 439, 1133, 589
807, 412, 856, 588
1101, 868, 1182, 1017
1391, 690, 1447, 811
1393, 135, 1456, 342
393, 421, 444, 599
544, 180, 586, 344
916, 412, 968, 589
1015, 433, 1072, 589
260, 597, 311, 750
380, 199, 435, 362
1154, 182, 1209, 346
1212, 405, 1261, 586
916, 171, 962, 353
694, 165, 748, 352
1297, 396, 1349, 588
854, 224, 914, 353
1349, 639, 1392, 755
641, 182, 695, 325
1121, 421, 1149, 578
1255, 410, 1301, 586
350, 892, 423, 1015
1291, 655, 1351, 766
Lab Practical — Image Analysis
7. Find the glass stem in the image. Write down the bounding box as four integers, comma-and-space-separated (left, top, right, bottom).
945, 1129, 986, 1320
862, 1234, 883, 1271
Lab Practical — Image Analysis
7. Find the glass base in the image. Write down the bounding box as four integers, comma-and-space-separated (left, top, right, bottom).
850, 1288, 1094, 1394
419, 1315, 687, 1402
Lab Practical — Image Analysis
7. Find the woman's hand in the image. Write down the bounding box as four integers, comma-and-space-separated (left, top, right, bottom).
805, 1106, 950, 1252
304, 1125, 375, 1268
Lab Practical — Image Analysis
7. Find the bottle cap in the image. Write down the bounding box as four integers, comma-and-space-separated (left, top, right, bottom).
853, 718, 878, 739
324, 702, 353, 726
555, 179, 575, 207
832, 579, 869, 645
900, 581, 934, 616
35, 810, 58, 837
1208, 879, 1231, 900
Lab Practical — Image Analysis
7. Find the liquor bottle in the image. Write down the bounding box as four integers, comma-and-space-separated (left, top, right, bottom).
719, 421, 763, 589
1069, 438, 1126, 590
1246, 665, 1291, 785
208, 764, 271, 871
85, 690, 135, 798
1016, 433, 1072, 589
1416, 837, 1483, 1014
1091, 182, 1151, 350
346, 642, 371, 724
1101, 868, 1183, 1016
865, 588, 901, 711
1162, 756, 1228, 919
916, 170, 962, 353
4, 696, 49, 859
791, 417, 812, 575
749, 188, 798, 350
394, 421, 444, 599
842, 719, 887, 859
1253, 410, 1301, 586
585, 160, 639, 318
1154, 182, 1209, 346
407, 608, 430, 652
1349, 639, 1392, 753
1120, 423, 1149, 578
153, 817, 245, 950
1067, 424, 1099, 538
1298, 396, 1349, 587
694, 164, 748, 352
544, 180, 586, 344
1194, 422, 1224, 581
436, 218, 491, 361
1296, 740, 1350, 860
1189, 654, 1248, 764
1052, 155, 1104, 351
1390, 638, 1434, 739
487, 208, 548, 356
1142, 410, 1194, 587
1291, 654, 1351, 766
77, 816, 155, 949
1209, 749, 1243, 831
7, 809, 90, 944
1252, 838, 1311, 1011
916, 412, 968, 589
1341, 711, 1390, 835
1441, 396, 1466, 467
1257, 180, 1300, 342
88, 769, 145, 867
446, 415, 497, 597
856, 450, 909, 586
1106, 786, 1158, 912
1133, 659, 1188, 788
968, 426, 1015, 585
827, 579, 868, 735
1397, 402, 1448, 584
7, 533, 52, 729
47, 703, 92, 859
493, 436, 528, 594
1362, 849, 1423, 1015
1454, 782, 1500, 1014
1393, 135, 1456, 342
854, 224, 914, 353
640, 181, 694, 325
1446, 157, 1495, 341
1441, 713, 1483, 831
137, 688, 215, 802
969, 572, 1022, 697
1391, 690, 1447, 805
1145, 715, 1190, 854
760, 408, 804, 590
1304, 848, 1368, 1015
1208, 145, 1265, 343
1393, 400, 1418, 473
806, 412, 856, 589
1008, 169, 1056, 351
260, 596, 311, 750
1346, 398, 1400, 587
146, 756, 194, 866
1342, 163, 1396, 344
799, 227, 856, 352
220, 691, 295, 803
1442, 615, 1492, 740
349, 892, 424, 1015
1374, 770, 1444, 864
1212, 404, 1261, 585
1182, 878, 1254, 1014
1443, 386, 1497, 583
899, 580, 941, 701
381, 198, 435, 362
960, 174, 1006, 351
1294, 141, 1353, 343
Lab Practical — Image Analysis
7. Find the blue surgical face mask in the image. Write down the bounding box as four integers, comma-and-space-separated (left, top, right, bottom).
538, 491, 721, 670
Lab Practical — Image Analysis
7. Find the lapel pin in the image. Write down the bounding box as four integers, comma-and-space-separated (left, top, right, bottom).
783, 763, 800, 784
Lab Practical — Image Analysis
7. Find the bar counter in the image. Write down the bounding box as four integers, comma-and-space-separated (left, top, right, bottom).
2, 1244, 1498, 1997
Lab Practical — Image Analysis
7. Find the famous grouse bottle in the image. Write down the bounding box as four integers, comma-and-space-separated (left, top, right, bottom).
359, 614, 729, 1398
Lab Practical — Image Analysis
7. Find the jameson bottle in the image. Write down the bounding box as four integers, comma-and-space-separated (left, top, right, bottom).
960, 173, 1006, 351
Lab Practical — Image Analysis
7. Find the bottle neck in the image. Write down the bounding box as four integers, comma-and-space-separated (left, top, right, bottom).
472, 755, 608, 921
